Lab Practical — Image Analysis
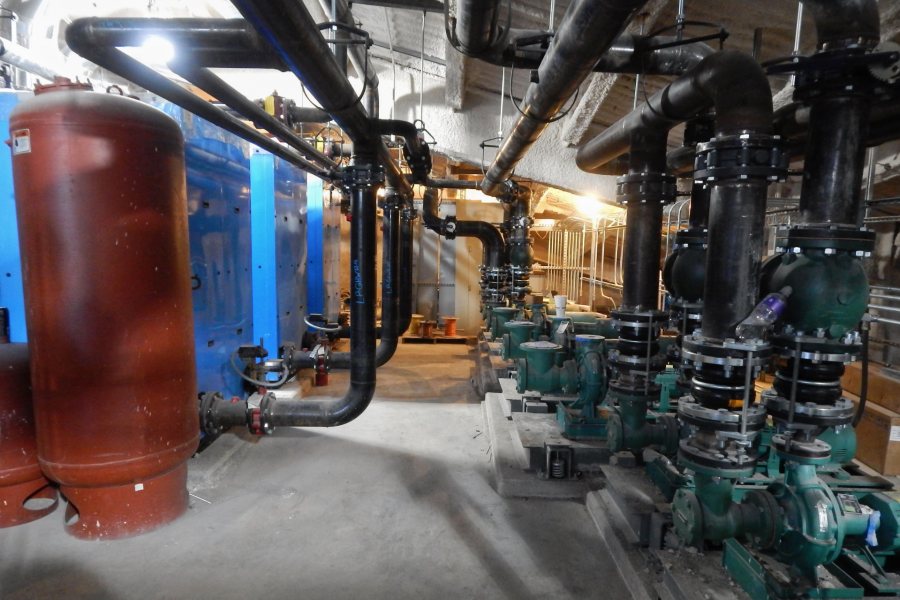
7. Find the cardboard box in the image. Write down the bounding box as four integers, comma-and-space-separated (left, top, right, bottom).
850, 396, 900, 476
842, 362, 900, 414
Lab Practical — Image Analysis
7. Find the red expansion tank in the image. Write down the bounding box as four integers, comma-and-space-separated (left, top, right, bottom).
10, 79, 198, 539
0, 341, 57, 527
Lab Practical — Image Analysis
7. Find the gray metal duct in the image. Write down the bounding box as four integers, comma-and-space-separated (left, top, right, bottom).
0, 37, 62, 81
480, 0, 648, 196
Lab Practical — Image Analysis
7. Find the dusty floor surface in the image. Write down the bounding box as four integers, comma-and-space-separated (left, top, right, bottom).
0, 344, 629, 600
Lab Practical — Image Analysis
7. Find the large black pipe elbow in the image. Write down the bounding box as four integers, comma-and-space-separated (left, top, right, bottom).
576, 50, 773, 174
422, 188, 505, 269
376, 120, 432, 183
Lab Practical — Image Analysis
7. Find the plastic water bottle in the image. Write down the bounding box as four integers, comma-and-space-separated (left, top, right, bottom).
735, 286, 793, 341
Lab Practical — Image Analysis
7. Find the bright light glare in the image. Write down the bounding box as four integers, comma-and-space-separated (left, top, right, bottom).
141, 36, 175, 66
574, 195, 602, 218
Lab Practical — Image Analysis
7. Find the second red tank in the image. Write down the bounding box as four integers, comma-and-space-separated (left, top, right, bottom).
10, 79, 199, 539
0, 319, 58, 528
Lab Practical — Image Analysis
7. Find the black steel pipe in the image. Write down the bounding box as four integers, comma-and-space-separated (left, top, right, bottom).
422, 188, 505, 269
803, 0, 880, 51
798, 96, 870, 226
65, 18, 335, 180
481, 0, 647, 196
331, 200, 401, 368
424, 177, 481, 190
376, 119, 431, 183
688, 182, 711, 230
317, 0, 380, 119
577, 50, 776, 339
451, 0, 502, 56
398, 206, 416, 334
232, 0, 413, 198
576, 51, 774, 173
168, 60, 338, 173
622, 131, 667, 311
290, 106, 332, 124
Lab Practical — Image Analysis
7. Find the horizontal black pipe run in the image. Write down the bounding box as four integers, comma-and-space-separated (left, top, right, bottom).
576, 51, 774, 173
232, 0, 413, 198
481, 0, 646, 196
65, 18, 335, 180
168, 59, 338, 173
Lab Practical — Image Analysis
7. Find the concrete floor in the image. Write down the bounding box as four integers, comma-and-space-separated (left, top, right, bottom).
1, 344, 629, 600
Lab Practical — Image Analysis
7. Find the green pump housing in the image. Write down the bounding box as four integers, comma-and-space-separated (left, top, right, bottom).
675, 436, 896, 587
501, 320, 537, 360
515, 341, 576, 394
556, 334, 610, 439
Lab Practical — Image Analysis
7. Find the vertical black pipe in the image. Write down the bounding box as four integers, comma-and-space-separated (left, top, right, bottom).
398, 208, 415, 333
688, 182, 710, 229
702, 181, 769, 340
621, 131, 667, 310
798, 96, 870, 226
374, 203, 400, 365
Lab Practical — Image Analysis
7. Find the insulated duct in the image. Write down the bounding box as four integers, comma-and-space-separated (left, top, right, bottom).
480, 0, 647, 196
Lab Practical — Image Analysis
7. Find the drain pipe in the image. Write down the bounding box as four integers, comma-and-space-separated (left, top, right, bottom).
204, 157, 381, 432
232, 0, 414, 198
480, 0, 647, 196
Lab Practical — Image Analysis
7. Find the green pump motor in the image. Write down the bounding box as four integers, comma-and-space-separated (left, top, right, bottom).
557, 334, 609, 439
489, 306, 520, 339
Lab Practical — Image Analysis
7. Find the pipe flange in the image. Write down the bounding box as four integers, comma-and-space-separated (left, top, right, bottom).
673, 228, 708, 248
761, 390, 855, 426
611, 308, 667, 330
774, 225, 875, 255
678, 440, 758, 477
341, 163, 385, 189
615, 172, 676, 205
678, 396, 767, 431
771, 433, 832, 463
770, 333, 860, 363
694, 133, 788, 183
682, 336, 771, 368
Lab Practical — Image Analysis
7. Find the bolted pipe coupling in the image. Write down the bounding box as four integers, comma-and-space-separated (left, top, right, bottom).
694, 133, 788, 183
615, 172, 676, 205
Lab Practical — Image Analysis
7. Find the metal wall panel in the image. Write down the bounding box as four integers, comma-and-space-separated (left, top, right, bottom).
273, 156, 307, 347
0, 90, 30, 342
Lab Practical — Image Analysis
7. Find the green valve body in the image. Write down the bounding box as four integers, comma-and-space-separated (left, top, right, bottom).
501, 320, 536, 360
489, 306, 520, 339
515, 341, 575, 394
763, 250, 868, 338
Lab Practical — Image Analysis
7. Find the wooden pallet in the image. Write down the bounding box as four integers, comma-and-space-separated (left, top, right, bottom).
400, 335, 474, 345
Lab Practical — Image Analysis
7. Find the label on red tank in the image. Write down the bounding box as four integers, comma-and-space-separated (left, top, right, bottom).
11, 129, 30, 155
